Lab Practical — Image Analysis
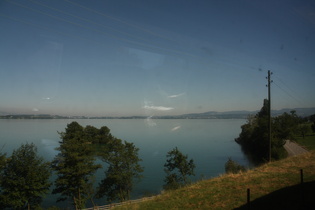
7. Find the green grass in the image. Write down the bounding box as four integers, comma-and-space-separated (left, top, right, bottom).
294, 134, 315, 151
114, 151, 315, 209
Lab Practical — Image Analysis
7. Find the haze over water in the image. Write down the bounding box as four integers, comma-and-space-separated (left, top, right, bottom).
1, 118, 249, 208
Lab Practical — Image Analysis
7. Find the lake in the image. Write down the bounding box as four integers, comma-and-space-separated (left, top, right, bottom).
0, 118, 250, 208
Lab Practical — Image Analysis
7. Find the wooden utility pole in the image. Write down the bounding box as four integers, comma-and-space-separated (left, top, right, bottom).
267, 70, 272, 162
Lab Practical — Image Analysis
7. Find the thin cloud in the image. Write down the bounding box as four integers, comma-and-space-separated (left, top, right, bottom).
171, 126, 181, 131
41, 97, 56, 104
143, 105, 174, 111
168, 93, 185, 98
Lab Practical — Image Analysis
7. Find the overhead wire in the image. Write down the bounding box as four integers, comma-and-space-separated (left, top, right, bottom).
5, 0, 144, 43
0, 13, 103, 45
28, 0, 162, 46
4, 0, 195, 58
274, 75, 303, 100
63, 0, 175, 42
272, 80, 304, 106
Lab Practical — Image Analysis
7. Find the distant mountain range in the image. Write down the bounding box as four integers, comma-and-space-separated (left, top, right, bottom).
1, 108, 314, 119
172, 107, 315, 119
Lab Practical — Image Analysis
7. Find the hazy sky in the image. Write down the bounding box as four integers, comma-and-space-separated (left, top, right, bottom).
1, 0, 315, 116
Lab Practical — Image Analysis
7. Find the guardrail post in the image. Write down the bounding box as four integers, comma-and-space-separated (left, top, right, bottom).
247, 188, 250, 210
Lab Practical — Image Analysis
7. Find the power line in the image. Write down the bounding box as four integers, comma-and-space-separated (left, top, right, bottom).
274, 75, 301, 98
63, 0, 175, 42
5, 0, 137, 43
0, 13, 102, 45
5, 0, 194, 57
273, 81, 304, 105
271, 72, 305, 106
28, 0, 161, 45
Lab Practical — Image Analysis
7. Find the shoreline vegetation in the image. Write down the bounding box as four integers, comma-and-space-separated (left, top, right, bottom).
235, 100, 315, 165
106, 106, 315, 209
1, 107, 315, 119
1, 109, 314, 208
112, 150, 315, 210
90, 124, 314, 209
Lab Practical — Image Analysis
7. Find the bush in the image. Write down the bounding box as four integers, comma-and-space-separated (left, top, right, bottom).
225, 158, 246, 174
163, 147, 195, 190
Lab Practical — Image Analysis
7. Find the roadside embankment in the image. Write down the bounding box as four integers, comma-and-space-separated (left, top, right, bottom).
113, 151, 315, 209
284, 140, 309, 157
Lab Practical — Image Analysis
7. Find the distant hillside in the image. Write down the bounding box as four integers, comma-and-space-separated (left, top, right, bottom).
175, 110, 254, 119
173, 107, 315, 119
1, 107, 314, 119
272, 107, 315, 117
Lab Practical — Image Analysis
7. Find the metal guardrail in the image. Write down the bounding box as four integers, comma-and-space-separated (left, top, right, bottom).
83, 196, 157, 210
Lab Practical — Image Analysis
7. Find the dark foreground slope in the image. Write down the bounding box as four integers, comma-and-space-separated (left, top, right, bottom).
236, 180, 315, 210
114, 151, 315, 210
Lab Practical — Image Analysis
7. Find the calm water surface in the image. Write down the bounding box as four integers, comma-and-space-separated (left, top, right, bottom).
0, 119, 249, 208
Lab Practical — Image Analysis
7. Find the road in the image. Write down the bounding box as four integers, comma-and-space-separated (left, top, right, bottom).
284, 140, 309, 157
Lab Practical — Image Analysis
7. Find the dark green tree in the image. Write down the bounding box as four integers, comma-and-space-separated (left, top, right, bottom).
309, 114, 315, 133
225, 158, 246, 174
98, 126, 113, 144
0, 150, 5, 171
236, 100, 270, 162
0, 143, 51, 209
52, 122, 101, 209
97, 138, 143, 202
298, 124, 311, 139
84, 125, 113, 144
271, 111, 300, 159
0, 151, 6, 200
273, 111, 299, 140
84, 125, 99, 143
163, 147, 195, 190
236, 100, 288, 164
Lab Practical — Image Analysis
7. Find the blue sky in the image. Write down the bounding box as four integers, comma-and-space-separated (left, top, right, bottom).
0, 0, 315, 117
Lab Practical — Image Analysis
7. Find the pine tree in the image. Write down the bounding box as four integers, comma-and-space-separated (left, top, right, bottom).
236, 100, 295, 163
163, 147, 195, 190
52, 122, 101, 209
97, 138, 143, 202
0, 143, 51, 209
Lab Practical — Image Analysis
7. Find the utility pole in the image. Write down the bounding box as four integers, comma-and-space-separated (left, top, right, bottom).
267, 70, 272, 162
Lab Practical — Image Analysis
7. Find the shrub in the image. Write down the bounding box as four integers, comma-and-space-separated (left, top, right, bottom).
225, 158, 246, 174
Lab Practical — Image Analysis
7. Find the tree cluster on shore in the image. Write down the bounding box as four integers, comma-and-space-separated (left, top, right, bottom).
0, 122, 196, 209
0, 122, 143, 209
163, 147, 195, 190
235, 99, 315, 164
0, 143, 51, 209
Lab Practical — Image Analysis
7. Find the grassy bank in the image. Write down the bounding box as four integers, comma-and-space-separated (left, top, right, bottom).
295, 134, 315, 150
115, 151, 315, 209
